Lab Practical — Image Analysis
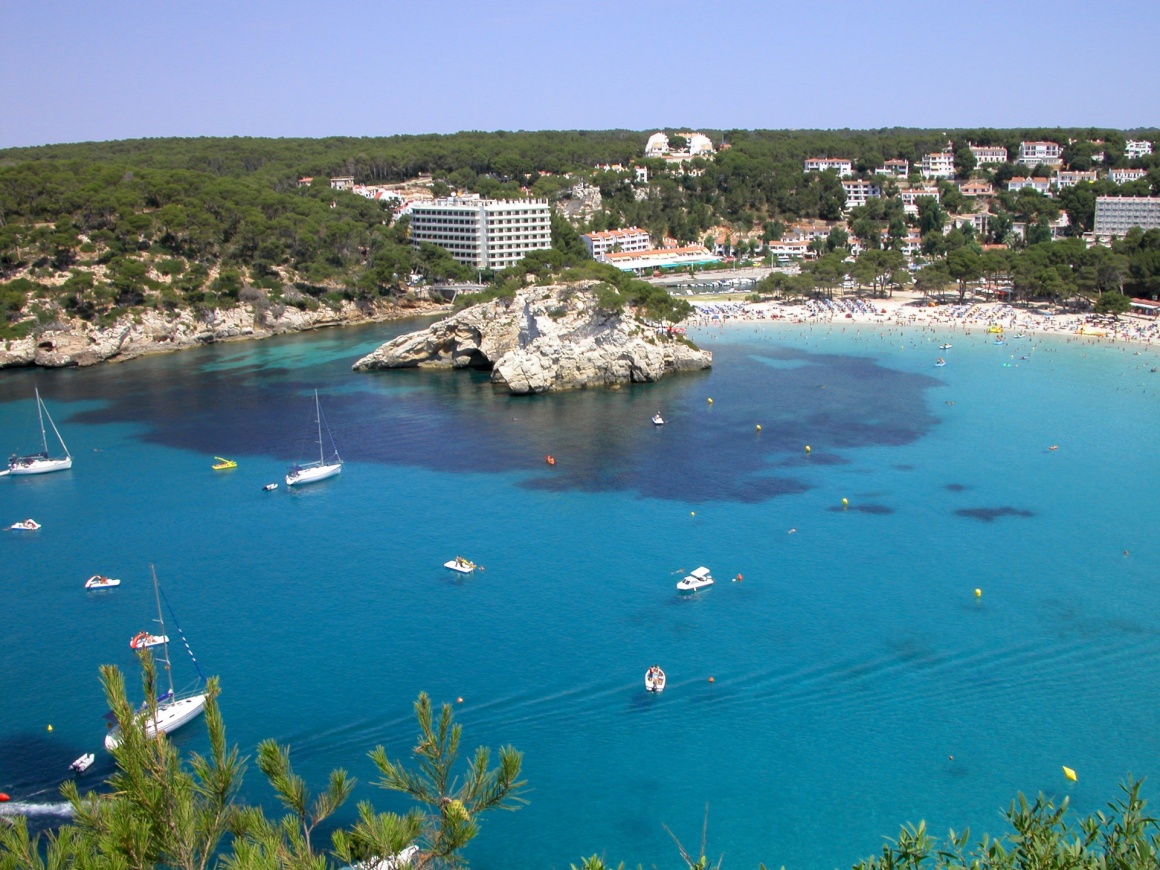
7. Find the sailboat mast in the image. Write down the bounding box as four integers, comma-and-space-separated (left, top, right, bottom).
315, 389, 324, 464
151, 565, 175, 699
35, 387, 48, 454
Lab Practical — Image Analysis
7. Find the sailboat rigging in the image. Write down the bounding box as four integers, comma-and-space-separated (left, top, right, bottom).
7, 387, 72, 475
104, 566, 207, 751
285, 389, 343, 486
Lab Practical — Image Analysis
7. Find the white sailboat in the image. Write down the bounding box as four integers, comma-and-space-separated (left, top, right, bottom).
286, 389, 342, 487
8, 388, 72, 475
105, 566, 207, 751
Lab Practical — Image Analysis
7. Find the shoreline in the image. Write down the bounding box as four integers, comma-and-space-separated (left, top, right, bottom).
0, 300, 450, 370
687, 291, 1160, 350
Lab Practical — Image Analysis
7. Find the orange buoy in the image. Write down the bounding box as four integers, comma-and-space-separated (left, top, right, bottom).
456, 697, 464, 704
545, 455, 556, 466
734, 573, 743, 582
708, 676, 715, 683
0, 793, 9, 802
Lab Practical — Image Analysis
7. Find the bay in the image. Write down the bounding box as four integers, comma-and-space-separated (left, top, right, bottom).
1, 319, 1158, 869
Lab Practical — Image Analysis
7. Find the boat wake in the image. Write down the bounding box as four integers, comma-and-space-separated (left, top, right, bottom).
0, 801, 74, 818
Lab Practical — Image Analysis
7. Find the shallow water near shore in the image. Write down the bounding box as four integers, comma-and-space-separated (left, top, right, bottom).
2, 320, 1159, 869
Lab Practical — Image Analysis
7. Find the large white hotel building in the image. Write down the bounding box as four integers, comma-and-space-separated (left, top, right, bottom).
408, 197, 552, 270
1093, 196, 1160, 237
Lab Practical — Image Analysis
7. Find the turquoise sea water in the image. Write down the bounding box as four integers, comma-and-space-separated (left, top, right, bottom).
2, 320, 1159, 869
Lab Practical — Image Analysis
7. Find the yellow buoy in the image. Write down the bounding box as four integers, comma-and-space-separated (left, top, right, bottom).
690, 511, 696, 517
755, 424, 762, 431
975, 588, 982, 598
1063, 766, 1077, 782
47, 724, 53, 732
841, 498, 848, 509
707, 397, 713, 404
805, 445, 811, 454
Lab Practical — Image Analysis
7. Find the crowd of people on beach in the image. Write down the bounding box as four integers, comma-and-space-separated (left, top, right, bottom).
687, 295, 1160, 347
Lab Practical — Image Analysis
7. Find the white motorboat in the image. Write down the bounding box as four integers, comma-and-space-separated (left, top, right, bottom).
351, 844, 420, 870
85, 574, 120, 589
652, 413, 665, 426
676, 566, 714, 593
68, 753, 95, 774
286, 390, 343, 487
106, 566, 207, 751
935, 358, 946, 367
444, 557, 477, 574
263, 483, 278, 491
939, 343, 952, 350
9, 519, 41, 531
645, 665, 666, 693
8, 388, 72, 475
129, 631, 169, 650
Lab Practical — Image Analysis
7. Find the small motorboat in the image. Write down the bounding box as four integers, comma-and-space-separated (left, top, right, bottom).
645, 665, 666, 693
212, 457, 237, 471
444, 557, 477, 574
939, 343, 952, 350
129, 631, 169, 650
935, 358, 946, 367
676, 566, 714, 593
652, 413, 665, 426
9, 519, 41, 531
993, 339, 1007, 345
84, 574, 120, 589
69, 753, 95, 774
263, 483, 278, 491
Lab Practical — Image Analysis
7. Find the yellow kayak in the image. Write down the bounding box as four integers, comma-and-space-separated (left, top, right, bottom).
212, 457, 237, 471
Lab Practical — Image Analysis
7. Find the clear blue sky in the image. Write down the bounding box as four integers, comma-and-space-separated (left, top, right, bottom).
2, 0, 1157, 148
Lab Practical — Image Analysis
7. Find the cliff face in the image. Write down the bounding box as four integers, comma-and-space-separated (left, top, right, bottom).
351, 283, 711, 394
0, 299, 439, 369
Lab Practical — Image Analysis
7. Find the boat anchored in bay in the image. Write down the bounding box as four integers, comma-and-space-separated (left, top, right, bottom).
8, 388, 72, 476
286, 390, 342, 487
105, 566, 207, 750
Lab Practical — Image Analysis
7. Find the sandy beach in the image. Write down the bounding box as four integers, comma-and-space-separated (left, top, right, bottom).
688, 291, 1160, 349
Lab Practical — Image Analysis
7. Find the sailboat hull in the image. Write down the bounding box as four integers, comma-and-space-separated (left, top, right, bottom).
104, 692, 208, 751
286, 461, 342, 487
8, 456, 72, 475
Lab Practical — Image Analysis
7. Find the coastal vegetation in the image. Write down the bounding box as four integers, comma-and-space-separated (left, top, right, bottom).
3, 659, 1158, 868
2, 127, 1159, 347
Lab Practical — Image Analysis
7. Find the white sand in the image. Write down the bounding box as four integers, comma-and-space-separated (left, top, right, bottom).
688, 291, 1160, 349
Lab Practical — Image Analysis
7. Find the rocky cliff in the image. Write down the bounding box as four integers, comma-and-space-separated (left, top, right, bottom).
351, 283, 711, 394
0, 299, 442, 369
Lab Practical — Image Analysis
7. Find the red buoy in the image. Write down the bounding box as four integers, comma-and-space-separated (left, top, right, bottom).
0, 792, 10, 802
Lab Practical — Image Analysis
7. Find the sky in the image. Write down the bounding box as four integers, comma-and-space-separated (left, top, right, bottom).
2, 0, 1158, 148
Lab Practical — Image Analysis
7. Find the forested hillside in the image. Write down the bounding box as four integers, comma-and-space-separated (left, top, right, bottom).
2, 127, 1159, 342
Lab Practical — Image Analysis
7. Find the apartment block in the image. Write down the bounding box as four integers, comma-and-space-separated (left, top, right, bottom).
841, 180, 881, 208
1017, 141, 1063, 168
1126, 139, 1154, 159
804, 158, 854, 177
1094, 196, 1160, 236
920, 152, 955, 179
1007, 177, 1052, 195
408, 197, 552, 270
581, 227, 652, 260
1109, 167, 1148, 185
1056, 170, 1099, 189
968, 143, 1008, 165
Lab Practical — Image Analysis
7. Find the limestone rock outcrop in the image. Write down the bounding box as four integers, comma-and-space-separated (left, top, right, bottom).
0, 299, 436, 369
352, 283, 711, 394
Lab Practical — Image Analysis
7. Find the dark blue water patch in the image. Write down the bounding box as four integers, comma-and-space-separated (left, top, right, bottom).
826, 504, 895, 515
0, 326, 941, 505
892, 464, 915, 471
955, 507, 1035, 522
945, 483, 970, 492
